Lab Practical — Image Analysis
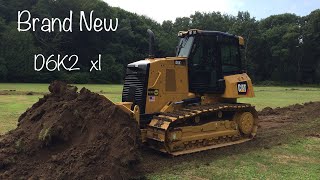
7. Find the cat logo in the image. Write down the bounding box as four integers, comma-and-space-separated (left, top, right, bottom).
174, 60, 186, 65
237, 82, 248, 95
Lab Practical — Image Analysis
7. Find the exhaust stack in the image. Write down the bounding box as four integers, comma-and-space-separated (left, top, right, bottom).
147, 29, 155, 59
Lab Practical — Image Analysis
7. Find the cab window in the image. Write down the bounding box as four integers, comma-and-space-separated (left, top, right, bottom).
221, 44, 241, 74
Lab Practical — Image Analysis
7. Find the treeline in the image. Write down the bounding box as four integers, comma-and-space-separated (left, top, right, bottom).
0, 0, 319, 84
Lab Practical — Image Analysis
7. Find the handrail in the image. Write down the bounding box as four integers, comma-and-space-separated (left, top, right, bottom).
150, 71, 161, 88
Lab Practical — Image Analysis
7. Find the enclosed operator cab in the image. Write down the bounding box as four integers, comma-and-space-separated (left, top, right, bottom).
177, 30, 243, 94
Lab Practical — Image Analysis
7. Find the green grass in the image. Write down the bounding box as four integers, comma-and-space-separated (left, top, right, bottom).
0, 84, 319, 134
148, 137, 320, 180
0, 95, 40, 134
239, 86, 320, 110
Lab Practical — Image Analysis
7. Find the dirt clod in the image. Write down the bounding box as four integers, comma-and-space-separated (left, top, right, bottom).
305, 133, 320, 138
0, 81, 142, 179
259, 107, 278, 116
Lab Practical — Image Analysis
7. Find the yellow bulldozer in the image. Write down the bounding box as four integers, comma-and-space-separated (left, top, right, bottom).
116, 29, 258, 156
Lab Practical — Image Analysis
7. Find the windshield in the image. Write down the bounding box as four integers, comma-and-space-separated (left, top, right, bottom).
176, 36, 194, 57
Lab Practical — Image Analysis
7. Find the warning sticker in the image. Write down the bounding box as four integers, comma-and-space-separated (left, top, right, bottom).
174, 60, 186, 66
148, 89, 159, 96
149, 96, 156, 102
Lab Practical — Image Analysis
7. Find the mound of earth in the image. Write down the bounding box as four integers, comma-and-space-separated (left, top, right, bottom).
259, 102, 316, 116
0, 81, 141, 179
257, 102, 320, 129
259, 107, 278, 116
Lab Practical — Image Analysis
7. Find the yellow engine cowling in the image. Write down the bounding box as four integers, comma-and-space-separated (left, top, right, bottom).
143, 58, 254, 114
222, 73, 255, 98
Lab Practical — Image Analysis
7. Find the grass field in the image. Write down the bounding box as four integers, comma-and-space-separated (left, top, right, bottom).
0, 83, 320, 179
0, 84, 319, 134
147, 131, 320, 179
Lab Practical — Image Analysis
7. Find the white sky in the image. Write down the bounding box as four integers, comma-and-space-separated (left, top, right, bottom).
104, 0, 244, 23
104, 0, 320, 23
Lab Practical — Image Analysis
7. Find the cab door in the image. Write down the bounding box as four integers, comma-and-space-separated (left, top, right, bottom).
188, 35, 223, 93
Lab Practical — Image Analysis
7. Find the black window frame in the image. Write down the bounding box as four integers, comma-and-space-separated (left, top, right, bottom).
186, 33, 242, 94
220, 41, 242, 76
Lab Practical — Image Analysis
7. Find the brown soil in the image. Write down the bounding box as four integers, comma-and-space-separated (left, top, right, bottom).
1, 81, 320, 179
305, 133, 320, 138
258, 102, 318, 130
0, 81, 141, 180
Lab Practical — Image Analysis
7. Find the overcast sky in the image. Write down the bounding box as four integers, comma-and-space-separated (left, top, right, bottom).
104, 0, 320, 23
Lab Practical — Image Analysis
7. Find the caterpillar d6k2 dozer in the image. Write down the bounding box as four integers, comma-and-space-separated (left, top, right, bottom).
116, 29, 258, 156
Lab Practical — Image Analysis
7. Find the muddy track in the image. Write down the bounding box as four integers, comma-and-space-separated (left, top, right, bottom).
139, 101, 320, 174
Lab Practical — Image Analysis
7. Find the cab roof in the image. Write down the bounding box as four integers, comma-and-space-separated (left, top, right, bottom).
178, 29, 244, 46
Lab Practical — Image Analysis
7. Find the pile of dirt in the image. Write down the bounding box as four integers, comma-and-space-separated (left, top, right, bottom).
259, 107, 278, 116
257, 102, 320, 130
305, 133, 320, 138
0, 81, 141, 179
259, 102, 315, 116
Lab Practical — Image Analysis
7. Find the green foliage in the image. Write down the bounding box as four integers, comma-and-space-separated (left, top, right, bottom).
65, 72, 90, 84
0, 22, 39, 82
0, 0, 319, 84
0, 57, 8, 81
90, 54, 124, 83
